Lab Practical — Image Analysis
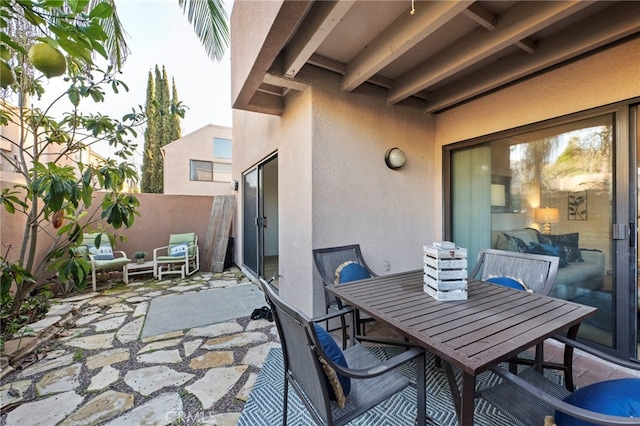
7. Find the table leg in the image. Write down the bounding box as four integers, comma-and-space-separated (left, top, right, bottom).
460, 372, 475, 426
443, 363, 476, 426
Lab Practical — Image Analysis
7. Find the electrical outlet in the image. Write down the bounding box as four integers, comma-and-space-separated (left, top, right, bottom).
383, 261, 390, 272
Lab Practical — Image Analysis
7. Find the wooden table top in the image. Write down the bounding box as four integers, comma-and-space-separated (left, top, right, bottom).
326, 269, 597, 375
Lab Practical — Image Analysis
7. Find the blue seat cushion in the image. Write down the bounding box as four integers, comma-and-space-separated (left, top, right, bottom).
486, 276, 528, 291
338, 262, 370, 283
313, 324, 351, 400
169, 243, 189, 257
555, 378, 640, 425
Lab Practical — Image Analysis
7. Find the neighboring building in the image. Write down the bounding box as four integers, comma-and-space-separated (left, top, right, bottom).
162, 124, 233, 196
230, 1, 640, 361
1, 101, 109, 183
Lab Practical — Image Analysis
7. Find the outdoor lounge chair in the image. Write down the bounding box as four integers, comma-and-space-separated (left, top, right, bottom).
258, 278, 427, 426
153, 232, 200, 279
470, 248, 560, 375
481, 334, 640, 425
81, 233, 131, 292
313, 244, 378, 349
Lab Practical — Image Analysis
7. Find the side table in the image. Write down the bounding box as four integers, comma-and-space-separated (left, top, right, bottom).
124, 261, 154, 284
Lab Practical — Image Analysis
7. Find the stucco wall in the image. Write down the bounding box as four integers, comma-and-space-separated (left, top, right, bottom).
0, 188, 216, 281
163, 124, 233, 196
231, 65, 436, 316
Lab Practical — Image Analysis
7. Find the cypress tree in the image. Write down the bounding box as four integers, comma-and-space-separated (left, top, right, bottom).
170, 78, 182, 142
140, 71, 155, 193
140, 65, 183, 193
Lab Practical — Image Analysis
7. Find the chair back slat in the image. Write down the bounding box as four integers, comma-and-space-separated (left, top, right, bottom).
259, 280, 333, 424
470, 249, 559, 295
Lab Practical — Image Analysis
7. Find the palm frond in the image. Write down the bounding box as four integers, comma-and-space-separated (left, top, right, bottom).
178, 0, 230, 62
89, 0, 130, 70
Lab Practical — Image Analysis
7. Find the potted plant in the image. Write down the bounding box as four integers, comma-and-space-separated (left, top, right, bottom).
133, 251, 147, 264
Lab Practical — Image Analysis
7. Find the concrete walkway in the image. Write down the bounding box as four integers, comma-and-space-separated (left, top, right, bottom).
0, 268, 279, 426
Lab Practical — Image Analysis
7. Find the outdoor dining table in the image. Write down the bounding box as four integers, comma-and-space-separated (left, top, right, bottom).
325, 269, 597, 426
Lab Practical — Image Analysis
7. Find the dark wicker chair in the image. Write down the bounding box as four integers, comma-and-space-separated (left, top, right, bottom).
470, 249, 560, 375
258, 278, 427, 426
312, 244, 378, 349
481, 335, 640, 425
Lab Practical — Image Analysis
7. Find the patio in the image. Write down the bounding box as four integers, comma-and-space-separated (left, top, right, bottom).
1, 269, 639, 425
0, 269, 279, 425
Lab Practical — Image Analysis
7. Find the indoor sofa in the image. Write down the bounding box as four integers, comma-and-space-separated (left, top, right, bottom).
491, 228, 605, 300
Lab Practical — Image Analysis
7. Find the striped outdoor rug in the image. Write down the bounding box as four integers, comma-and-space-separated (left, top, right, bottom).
238, 347, 560, 425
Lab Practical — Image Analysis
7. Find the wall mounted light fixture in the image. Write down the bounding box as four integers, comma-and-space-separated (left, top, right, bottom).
231, 179, 239, 191
385, 147, 406, 170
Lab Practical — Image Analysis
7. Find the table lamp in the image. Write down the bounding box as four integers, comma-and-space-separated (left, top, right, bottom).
535, 207, 560, 234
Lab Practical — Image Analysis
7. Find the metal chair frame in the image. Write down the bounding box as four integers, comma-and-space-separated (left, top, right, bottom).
312, 244, 377, 349
258, 278, 427, 426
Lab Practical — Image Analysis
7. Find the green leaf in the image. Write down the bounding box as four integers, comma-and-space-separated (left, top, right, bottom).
89, 2, 113, 19
68, 0, 90, 14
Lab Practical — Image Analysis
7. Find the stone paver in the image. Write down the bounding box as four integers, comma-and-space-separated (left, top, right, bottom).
189, 351, 234, 369
64, 332, 116, 350
86, 348, 130, 370
203, 331, 268, 349
138, 338, 182, 354
185, 365, 248, 409
102, 392, 182, 426
0, 269, 276, 426
4, 391, 84, 426
88, 365, 120, 391
59, 390, 134, 426
36, 363, 82, 395
123, 365, 194, 396
136, 349, 182, 364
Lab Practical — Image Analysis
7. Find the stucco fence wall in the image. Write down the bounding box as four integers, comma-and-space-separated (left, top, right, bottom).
0, 185, 225, 283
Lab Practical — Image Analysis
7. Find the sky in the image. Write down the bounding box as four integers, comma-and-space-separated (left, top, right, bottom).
32, 0, 233, 166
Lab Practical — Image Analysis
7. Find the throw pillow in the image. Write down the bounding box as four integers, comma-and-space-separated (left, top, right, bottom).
486, 276, 530, 292
500, 233, 528, 253
334, 260, 356, 284
554, 378, 640, 425
86, 235, 114, 260
338, 263, 371, 284
540, 233, 583, 264
524, 243, 566, 267
313, 324, 351, 406
169, 243, 189, 257
495, 228, 540, 251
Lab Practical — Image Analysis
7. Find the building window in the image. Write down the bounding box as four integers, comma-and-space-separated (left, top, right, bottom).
190, 160, 231, 182
213, 162, 232, 182
214, 138, 232, 159
190, 160, 213, 181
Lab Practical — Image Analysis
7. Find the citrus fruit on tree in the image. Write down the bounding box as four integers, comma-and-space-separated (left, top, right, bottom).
28, 43, 66, 78
0, 61, 15, 88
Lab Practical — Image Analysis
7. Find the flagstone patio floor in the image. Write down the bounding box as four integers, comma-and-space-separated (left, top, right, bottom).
0, 268, 278, 426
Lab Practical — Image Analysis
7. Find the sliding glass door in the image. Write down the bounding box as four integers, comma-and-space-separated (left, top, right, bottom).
447, 105, 637, 360
242, 155, 279, 282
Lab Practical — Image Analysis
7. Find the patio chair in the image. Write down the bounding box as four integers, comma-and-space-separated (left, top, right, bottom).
258, 278, 427, 426
312, 244, 378, 349
153, 232, 200, 279
81, 233, 131, 292
480, 334, 640, 426
470, 248, 560, 375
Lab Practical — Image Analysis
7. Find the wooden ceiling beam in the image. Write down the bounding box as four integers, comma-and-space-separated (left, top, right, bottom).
342, 0, 470, 92
387, 1, 589, 104
284, 1, 355, 78
424, 1, 640, 113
